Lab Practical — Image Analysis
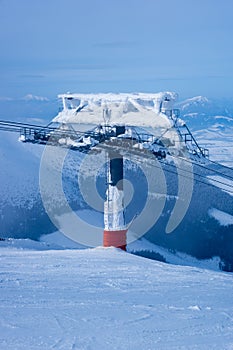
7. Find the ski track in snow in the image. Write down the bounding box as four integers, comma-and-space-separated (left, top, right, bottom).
0, 244, 233, 350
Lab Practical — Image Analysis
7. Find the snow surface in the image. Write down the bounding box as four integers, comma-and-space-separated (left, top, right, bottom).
128, 238, 222, 272
209, 208, 233, 227
207, 175, 233, 197
0, 132, 43, 208
1, 238, 233, 350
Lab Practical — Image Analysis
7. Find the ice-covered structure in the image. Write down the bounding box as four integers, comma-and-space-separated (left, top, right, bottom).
0, 91, 233, 271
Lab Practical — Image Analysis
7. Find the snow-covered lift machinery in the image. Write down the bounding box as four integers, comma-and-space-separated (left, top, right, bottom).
0, 93, 211, 251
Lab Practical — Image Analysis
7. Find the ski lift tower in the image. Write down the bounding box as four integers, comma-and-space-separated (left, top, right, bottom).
103, 147, 128, 250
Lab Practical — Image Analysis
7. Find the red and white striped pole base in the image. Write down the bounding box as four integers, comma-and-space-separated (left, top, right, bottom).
103, 229, 127, 251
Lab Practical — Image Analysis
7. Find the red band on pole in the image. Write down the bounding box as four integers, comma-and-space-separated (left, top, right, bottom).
103, 229, 127, 251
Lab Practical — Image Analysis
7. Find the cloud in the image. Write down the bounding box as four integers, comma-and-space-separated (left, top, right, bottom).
19, 74, 45, 79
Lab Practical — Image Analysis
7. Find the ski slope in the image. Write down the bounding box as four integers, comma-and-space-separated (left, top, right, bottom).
0, 239, 233, 350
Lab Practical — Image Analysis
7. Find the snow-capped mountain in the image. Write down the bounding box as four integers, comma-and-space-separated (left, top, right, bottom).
176, 95, 233, 129
176, 96, 233, 166
22, 94, 49, 102
176, 95, 231, 116
0, 95, 57, 123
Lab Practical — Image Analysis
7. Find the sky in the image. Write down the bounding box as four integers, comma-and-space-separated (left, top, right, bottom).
0, 0, 233, 100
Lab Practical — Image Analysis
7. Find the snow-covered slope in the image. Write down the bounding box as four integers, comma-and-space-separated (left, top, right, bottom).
193, 126, 233, 166
0, 240, 233, 350
128, 237, 222, 271
0, 132, 48, 238
0, 132, 86, 238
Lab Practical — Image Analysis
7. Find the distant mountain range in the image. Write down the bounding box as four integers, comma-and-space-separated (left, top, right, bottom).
0, 93, 233, 127
173, 96, 233, 166
176, 95, 233, 130
0, 95, 58, 124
